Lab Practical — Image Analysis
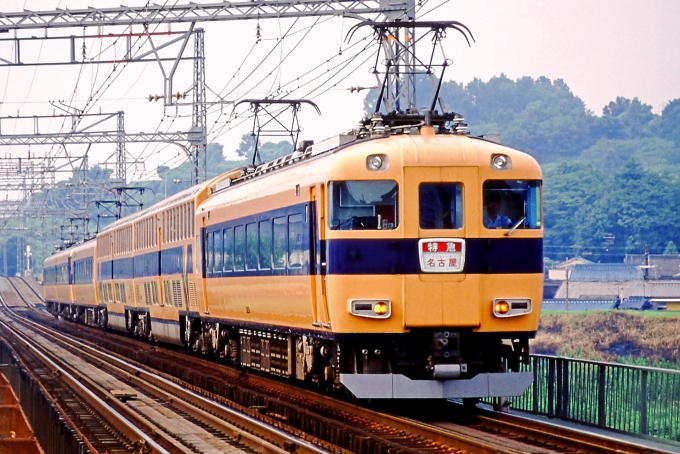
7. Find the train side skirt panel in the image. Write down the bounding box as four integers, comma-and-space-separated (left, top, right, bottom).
339, 372, 533, 399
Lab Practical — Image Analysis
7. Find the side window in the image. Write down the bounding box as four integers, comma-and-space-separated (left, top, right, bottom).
288, 214, 304, 268
223, 228, 233, 272
214, 229, 223, 273
234, 225, 245, 271
259, 221, 272, 270
419, 183, 463, 229
246, 223, 258, 270
273, 217, 287, 269
207, 231, 214, 276
187, 244, 193, 274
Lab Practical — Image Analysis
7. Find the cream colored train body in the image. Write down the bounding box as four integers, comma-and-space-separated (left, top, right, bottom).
44, 124, 543, 399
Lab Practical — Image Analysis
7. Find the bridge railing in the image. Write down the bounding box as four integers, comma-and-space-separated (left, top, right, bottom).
507, 355, 680, 443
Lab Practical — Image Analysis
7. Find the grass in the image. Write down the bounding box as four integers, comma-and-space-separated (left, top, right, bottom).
532, 310, 680, 370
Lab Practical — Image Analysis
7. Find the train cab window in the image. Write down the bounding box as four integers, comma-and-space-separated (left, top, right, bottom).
246, 223, 258, 270
214, 229, 223, 273
234, 225, 245, 271
329, 180, 398, 230
288, 214, 306, 268
483, 180, 542, 230
273, 217, 287, 269
419, 183, 463, 229
259, 221, 272, 270
223, 228, 233, 272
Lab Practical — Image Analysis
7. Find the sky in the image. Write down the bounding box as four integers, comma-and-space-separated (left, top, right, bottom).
0, 0, 679, 186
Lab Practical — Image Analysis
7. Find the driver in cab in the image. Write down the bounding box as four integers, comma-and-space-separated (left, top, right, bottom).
484, 193, 512, 228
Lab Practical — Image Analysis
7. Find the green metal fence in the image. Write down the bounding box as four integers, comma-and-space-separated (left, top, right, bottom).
511, 355, 680, 443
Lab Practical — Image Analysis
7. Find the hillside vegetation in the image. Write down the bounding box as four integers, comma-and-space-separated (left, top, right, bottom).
10, 74, 680, 274
367, 75, 680, 262
533, 311, 680, 369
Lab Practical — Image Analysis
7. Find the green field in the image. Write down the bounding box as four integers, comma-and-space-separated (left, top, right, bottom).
532, 311, 680, 370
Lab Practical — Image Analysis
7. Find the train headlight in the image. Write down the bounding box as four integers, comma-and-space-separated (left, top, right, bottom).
491, 154, 511, 171
493, 298, 532, 317
366, 154, 389, 171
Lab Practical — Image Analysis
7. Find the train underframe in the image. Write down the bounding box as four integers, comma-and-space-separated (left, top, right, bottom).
178, 316, 531, 385
46, 302, 532, 398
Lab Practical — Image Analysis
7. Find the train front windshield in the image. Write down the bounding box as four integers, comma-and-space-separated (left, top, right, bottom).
329, 180, 398, 230
483, 180, 542, 230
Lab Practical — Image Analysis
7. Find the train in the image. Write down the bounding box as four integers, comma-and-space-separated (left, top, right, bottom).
43, 110, 543, 400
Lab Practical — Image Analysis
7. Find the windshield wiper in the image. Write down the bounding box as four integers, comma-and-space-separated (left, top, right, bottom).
504, 217, 526, 237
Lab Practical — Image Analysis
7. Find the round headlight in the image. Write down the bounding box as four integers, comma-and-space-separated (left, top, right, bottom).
495, 300, 510, 314
367, 155, 383, 171
491, 154, 508, 170
373, 301, 389, 315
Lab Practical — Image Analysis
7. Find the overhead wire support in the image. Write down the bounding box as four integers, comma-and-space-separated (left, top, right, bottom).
0, 1, 412, 31
191, 28, 207, 185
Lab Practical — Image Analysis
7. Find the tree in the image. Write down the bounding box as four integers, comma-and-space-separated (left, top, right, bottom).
235, 133, 256, 158
654, 98, 680, 146
663, 241, 679, 255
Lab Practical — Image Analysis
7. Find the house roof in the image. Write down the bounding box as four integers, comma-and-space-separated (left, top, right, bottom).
554, 257, 593, 270
569, 264, 642, 282
554, 280, 680, 299
624, 254, 680, 279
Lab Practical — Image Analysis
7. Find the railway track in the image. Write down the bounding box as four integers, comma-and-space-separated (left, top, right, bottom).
0, 283, 328, 454
7, 277, 677, 453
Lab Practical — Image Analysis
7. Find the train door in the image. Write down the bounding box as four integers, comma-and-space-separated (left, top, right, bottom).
198, 215, 208, 314
403, 166, 480, 328
310, 186, 330, 328
68, 256, 75, 303
184, 244, 197, 311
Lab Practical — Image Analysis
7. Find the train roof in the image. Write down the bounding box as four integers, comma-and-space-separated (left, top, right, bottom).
45, 237, 95, 264
208, 127, 540, 199
100, 167, 244, 233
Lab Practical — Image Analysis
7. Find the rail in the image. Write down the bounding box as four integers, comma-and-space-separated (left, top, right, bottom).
507, 355, 680, 445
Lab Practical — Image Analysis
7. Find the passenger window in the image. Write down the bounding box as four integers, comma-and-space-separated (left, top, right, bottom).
246, 223, 258, 270
187, 244, 193, 274
207, 232, 214, 276
288, 214, 305, 268
234, 225, 245, 271
273, 217, 286, 269
419, 183, 463, 229
214, 229, 223, 273
259, 221, 272, 270
223, 228, 233, 272
329, 180, 398, 230
483, 180, 542, 230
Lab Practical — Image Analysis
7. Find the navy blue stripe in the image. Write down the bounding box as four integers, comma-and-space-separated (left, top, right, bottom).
160, 246, 183, 275
113, 257, 134, 279
326, 238, 543, 275
135, 251, 160, 278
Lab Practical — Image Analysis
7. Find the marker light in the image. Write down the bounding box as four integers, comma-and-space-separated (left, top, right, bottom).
366, 154, 389, 171
495, 300, 510, 315
373, 301, 389, 315
491, 154, 511, 171
493, 298, 532, 317
349, 299, 391, 318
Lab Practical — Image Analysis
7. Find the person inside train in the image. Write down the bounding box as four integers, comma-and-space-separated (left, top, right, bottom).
484, 192, 512, 228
